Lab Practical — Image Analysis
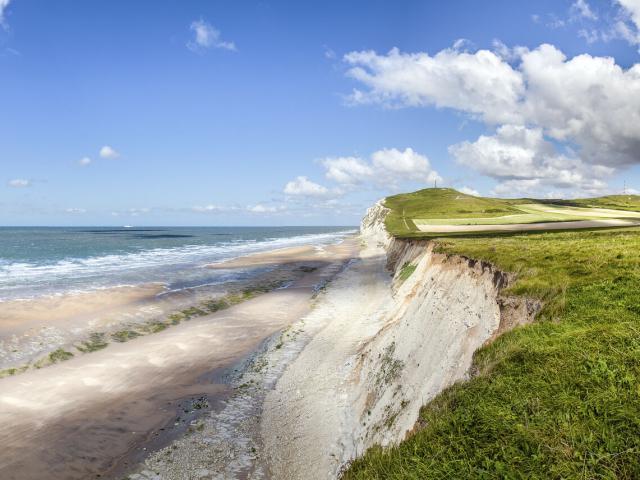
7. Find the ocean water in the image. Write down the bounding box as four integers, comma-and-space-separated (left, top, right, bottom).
0, 226, 356, 301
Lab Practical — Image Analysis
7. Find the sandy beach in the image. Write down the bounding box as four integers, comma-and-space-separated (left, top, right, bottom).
0, 238, 358, 479
0, 242, 354, 372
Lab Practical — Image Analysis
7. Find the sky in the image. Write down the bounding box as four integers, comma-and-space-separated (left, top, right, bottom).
1, 0, 640, 226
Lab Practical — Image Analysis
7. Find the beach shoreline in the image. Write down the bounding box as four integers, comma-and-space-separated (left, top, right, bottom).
0, 236, 359, 479
0, 239, 356, 374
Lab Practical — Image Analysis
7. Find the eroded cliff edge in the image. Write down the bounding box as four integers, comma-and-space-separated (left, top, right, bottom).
261, 201, 541, 479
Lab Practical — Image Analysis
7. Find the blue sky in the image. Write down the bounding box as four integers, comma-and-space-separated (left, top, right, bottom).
1, 0, 640, 226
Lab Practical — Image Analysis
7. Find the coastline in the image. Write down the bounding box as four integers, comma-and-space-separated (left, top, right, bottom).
0, 240, 354, 373
0, 236, 358, 479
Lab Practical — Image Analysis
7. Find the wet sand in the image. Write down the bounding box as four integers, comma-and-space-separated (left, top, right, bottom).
0, 243, 351, 370
207, 244, 329, 269
0, 237, 358, 479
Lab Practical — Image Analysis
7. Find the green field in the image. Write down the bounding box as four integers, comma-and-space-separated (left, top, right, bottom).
344, 226, 640, 479
385, 188, 640, 236
344, 189, 640, 479
413, 203, 640, 227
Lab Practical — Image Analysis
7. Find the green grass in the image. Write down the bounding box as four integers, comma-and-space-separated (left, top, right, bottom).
384, 188, 522, 236
76, 332, 109, 353
111, 329, 141, 342
48, 348, 74, 363
385, 188, 640, 237
398, 262, 417, 282
0, 365, 28, 378
571, 194, 640, 212
344, 227, 640, 479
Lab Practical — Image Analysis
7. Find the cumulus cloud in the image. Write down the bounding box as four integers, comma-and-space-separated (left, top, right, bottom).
344, 43, 640, 195
99, 145, 120, 159
459, 186, 480, 196
491, 39, 528, 62
321, 148, 441, 189
8, 178, 30, 188
450, 125, 611, 197
283, 176, 330, 197
371, 148, 442, 184
322, 156, 374, 184
79, 157, 92, 167
344, 47, 524, 124
188, 19, 236, 52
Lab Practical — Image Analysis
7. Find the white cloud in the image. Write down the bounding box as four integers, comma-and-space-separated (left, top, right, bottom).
452, 38, 474, 51
320, 148, 441, 189
519, 44, 640, 167
79, 157, 92, 166
247, 204, 284, 213
322, 156, 374, 184
578, 28, 600, 43
8, 178, 30, 188
541, 1, 640, 47
572, 0, 598, 20
192, 204, 228, 213
99, 145, 120, 159
344, 47, 524, 124
459, 186, 480, 196
188, 19, 237, 52
371, 148, 442, 184
450, 125, 611, 196
491, 40, 527, 62
65, 208, 87, 214
283, 176, 329, 197
0, 0, 11, 27
618, 0, 640, 31
344, 43, 640, 195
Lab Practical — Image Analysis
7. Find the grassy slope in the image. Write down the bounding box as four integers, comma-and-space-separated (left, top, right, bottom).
345, 190, 640, 479
571, 195, 640, 212
385, 188, 640, 237
384, 188, 522, 236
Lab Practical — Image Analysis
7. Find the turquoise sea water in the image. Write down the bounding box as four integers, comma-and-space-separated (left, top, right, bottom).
0, 226, 356, 301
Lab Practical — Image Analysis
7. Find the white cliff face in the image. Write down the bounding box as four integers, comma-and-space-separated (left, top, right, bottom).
359, 200, 391, 247
261, 200, 540, 479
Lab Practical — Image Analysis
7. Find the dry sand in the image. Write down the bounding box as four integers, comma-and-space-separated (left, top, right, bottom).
0, 243, 351, 370
0, 238, 358, 480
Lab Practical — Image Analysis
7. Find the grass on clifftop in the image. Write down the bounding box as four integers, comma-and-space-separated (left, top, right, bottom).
344, 227, 640, 479
384, 188, 640, 237
384, 188, 522, 236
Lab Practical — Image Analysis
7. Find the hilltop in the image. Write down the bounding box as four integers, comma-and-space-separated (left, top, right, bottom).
384, 188, 640, 237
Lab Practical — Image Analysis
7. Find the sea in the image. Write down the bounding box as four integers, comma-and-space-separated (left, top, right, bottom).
0, 226, 357, 301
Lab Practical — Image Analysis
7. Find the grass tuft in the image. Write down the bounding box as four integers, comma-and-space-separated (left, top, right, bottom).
398, 262, 416, 282
111, 330, 141, 342
76, 332, 109, 353
48, 348, 74, 363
